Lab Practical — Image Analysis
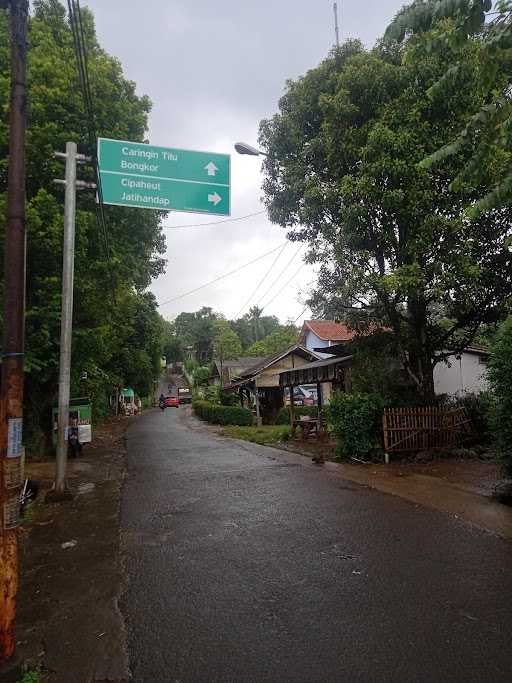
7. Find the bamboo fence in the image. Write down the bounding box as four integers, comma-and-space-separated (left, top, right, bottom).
383, 406, 473, 454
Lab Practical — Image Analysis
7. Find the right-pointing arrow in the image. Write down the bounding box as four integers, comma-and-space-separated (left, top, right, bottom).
208, 192, 222, 206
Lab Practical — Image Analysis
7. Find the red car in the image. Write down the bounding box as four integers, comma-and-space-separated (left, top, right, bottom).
164, 396, 179, 408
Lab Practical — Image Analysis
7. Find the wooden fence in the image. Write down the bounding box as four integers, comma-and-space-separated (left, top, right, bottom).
383, 406, 473, 454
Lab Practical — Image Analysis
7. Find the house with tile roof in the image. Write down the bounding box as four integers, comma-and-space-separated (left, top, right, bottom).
299, 320, 356, 358
224, 344, 321, 423
300, 320, 489, 397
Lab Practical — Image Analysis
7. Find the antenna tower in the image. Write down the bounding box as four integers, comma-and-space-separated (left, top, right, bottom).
333, 2, 340, 47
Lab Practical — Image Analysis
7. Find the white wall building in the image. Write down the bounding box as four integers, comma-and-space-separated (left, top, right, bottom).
433, 346, 489, 396
301, 320, 489, 398
299, 320, 355, 358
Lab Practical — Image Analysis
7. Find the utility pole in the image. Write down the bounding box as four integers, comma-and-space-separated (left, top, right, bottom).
0, 0, 29, 663
333, 2, 340, 48
52, 144, 94, 496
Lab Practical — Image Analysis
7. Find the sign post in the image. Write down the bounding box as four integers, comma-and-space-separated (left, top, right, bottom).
98, 138, 231, 215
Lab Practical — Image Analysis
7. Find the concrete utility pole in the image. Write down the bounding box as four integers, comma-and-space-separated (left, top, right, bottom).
0, 0, 29, 663
55, 142, 78, 494
52, 144, 94, 495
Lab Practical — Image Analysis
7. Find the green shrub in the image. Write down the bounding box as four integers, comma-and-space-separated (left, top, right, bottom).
184, 359, 197, 374
193, 400, 253, 426
193, 366, 210, 387
220, 391, 240, 406
326, 391, 384, 460
487, 317, 512, 475
203, 385, 221, 403
276, 406, 320, 424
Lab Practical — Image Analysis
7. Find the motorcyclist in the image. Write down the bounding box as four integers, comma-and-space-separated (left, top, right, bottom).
159, 393, 166, 409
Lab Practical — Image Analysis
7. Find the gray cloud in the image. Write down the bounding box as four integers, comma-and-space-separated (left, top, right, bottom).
84, 0, 407, 322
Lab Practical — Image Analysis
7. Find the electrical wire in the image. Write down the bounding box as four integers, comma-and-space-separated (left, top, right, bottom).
67, 1, 112, 267
260, 262, 305, 313
254, 243, 304, 308
158, 243, 287, 307
293, 305, 310, 323
164, 210, 266, 230
233, 241, 288, 319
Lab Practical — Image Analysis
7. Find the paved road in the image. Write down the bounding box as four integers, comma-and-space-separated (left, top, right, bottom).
121, 406, 512, 682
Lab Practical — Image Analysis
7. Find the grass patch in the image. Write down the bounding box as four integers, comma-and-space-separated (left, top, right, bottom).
221, 424, 291, 445
18, 671, 40, 683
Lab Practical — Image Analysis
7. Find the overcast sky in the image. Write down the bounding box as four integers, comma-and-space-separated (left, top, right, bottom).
83, 0, 407, 325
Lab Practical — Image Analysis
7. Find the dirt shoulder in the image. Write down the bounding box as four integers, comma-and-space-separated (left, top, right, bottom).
1, 416, 132, 683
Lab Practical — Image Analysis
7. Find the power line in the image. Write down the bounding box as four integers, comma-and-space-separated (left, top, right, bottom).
234, 241, 288, 319
158, 243, 287, 308
260, 261, 305, 313
67, 1, 112, 268
255, 243, 304, 308
164, 210, 265, 230
293, 305, 310, 323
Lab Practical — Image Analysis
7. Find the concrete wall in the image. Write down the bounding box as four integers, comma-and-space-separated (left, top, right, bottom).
434, 352, 489, 396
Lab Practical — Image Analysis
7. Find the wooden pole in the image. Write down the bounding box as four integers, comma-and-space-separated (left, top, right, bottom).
289, 384, 295, 429
0, 0, 28, 663
254, 382, 261, 426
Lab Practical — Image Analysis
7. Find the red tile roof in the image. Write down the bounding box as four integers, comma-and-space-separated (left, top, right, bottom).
300, 320, 357, 342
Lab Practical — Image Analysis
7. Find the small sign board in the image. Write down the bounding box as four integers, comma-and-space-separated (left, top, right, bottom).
52, 398, 92, 447
7, 418, 23, 458
98, 138, 230, 215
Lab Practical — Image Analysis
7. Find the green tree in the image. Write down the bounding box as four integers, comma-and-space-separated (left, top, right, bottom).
174, 307, 219, 363
0, 1, 167, 451
213, 319, 242, 362
161, 320, 183, 363
487, 316, 512, 475
385, 0, 512, 217
213, 318, 242, 386
230, 309, 281, 350
259, 39, 512, 399
246, 325, 298, 357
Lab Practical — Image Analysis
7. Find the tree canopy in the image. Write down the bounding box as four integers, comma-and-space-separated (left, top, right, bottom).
385, 0, 512, 216
258, 35, 512, 398
0, 1, 167, 450
213, 319, 242, 362
246, 325, 298, 357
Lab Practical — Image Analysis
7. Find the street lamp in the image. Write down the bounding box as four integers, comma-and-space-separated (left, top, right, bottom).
234, 141, 267, 156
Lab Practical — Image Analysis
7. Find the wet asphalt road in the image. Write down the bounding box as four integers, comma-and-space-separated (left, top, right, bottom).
121, 406, 512, 682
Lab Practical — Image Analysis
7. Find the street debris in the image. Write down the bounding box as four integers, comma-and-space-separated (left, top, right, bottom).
61, 539, 78, 549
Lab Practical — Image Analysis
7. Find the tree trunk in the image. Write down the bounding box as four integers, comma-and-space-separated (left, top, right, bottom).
407, 297, 435, 403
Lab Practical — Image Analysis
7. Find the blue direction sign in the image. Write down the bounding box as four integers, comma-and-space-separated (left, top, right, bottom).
97, 138, 230, 215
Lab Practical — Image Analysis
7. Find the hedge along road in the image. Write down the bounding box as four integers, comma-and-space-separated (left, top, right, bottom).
120, 406, 512, 682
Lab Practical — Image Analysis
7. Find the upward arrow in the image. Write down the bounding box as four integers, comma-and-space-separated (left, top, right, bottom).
204, 161, 219, 176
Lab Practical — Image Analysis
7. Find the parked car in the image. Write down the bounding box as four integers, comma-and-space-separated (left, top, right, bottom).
164, 396, 179, 408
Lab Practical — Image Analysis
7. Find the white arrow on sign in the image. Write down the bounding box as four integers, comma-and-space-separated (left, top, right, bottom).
208, 192, 222, 206
204, 161, 219, 176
